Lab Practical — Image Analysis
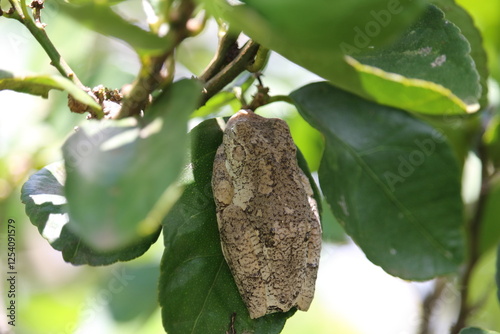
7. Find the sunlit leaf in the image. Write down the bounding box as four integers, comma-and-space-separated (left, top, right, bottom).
431, 0, 489, 108
354, 5, 481, 109
63, 79, 201, 251
0, 70, 101, 112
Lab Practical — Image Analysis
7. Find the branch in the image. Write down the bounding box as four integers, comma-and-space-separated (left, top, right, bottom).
418, 278, 449, 334
3, 0, 109, 118
8, 0, 84, 87
268, 94, 294, 105
117, 0, 196, 118
246, 46, 269, 73
450, 143, 490, 334
200, 40, 260, 106
199, 29, 239, 82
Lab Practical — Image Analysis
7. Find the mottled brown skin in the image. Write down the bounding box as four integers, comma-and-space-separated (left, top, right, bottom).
212, 110, 322, 319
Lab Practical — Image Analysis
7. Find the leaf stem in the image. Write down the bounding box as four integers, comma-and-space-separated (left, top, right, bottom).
268, 95, 294, 105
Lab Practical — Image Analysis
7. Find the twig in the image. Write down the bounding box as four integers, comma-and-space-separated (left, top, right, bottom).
419, 278, 448, 334
4, 0, 107, 118
246, 46, 269, 73
268, 95, 294, 105
450, 142, 490, 334
242, 82, 269, 111
30, 0, 45, 28
199, 29, 239, 82
200, 40, 260, 106
8, 0, 84, 87
117, 0, 196, 118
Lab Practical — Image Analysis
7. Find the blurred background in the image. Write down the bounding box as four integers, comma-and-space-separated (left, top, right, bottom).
1, 0, 499, 333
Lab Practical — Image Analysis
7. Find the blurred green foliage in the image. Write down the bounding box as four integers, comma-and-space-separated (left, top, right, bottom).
1, 0, 500, 333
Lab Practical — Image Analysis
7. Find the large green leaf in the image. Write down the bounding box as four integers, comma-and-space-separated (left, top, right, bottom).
291, 82, 465, 280
215, 0, 427, 52
158, 118, 294, 334
20, 162, 161, 265
431, 0, 489, 108
63, 79, 201, 251
460, 328, 500, 334
415, 112, 480, 169
203, 0, 480, 115
354, 5, 481, 108
0, 70, 101, 113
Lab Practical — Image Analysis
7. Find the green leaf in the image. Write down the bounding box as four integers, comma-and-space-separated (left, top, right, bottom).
0, 70, 101, 112
479, 180, 500, 255
342, 56, 474, 114
107, 264, 160, 322
56, 0, 167, 54
219, 0, 427, 52
320, 200, 348, 244
416, 113, 480, 169
288, 111, 325, 172
431, 0, 489, 108
192, 91, 236, 118
291, 82, 465, 280
63, 79, 201, 251
296, 146, 323, 219
20, 162, 161, 266
483, 114, 500, 168
205, 1, 480, 115
354, 5, 481, 108
497, 245, 500, 307
159, 118, 294, 334
459, 328, 500, 334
